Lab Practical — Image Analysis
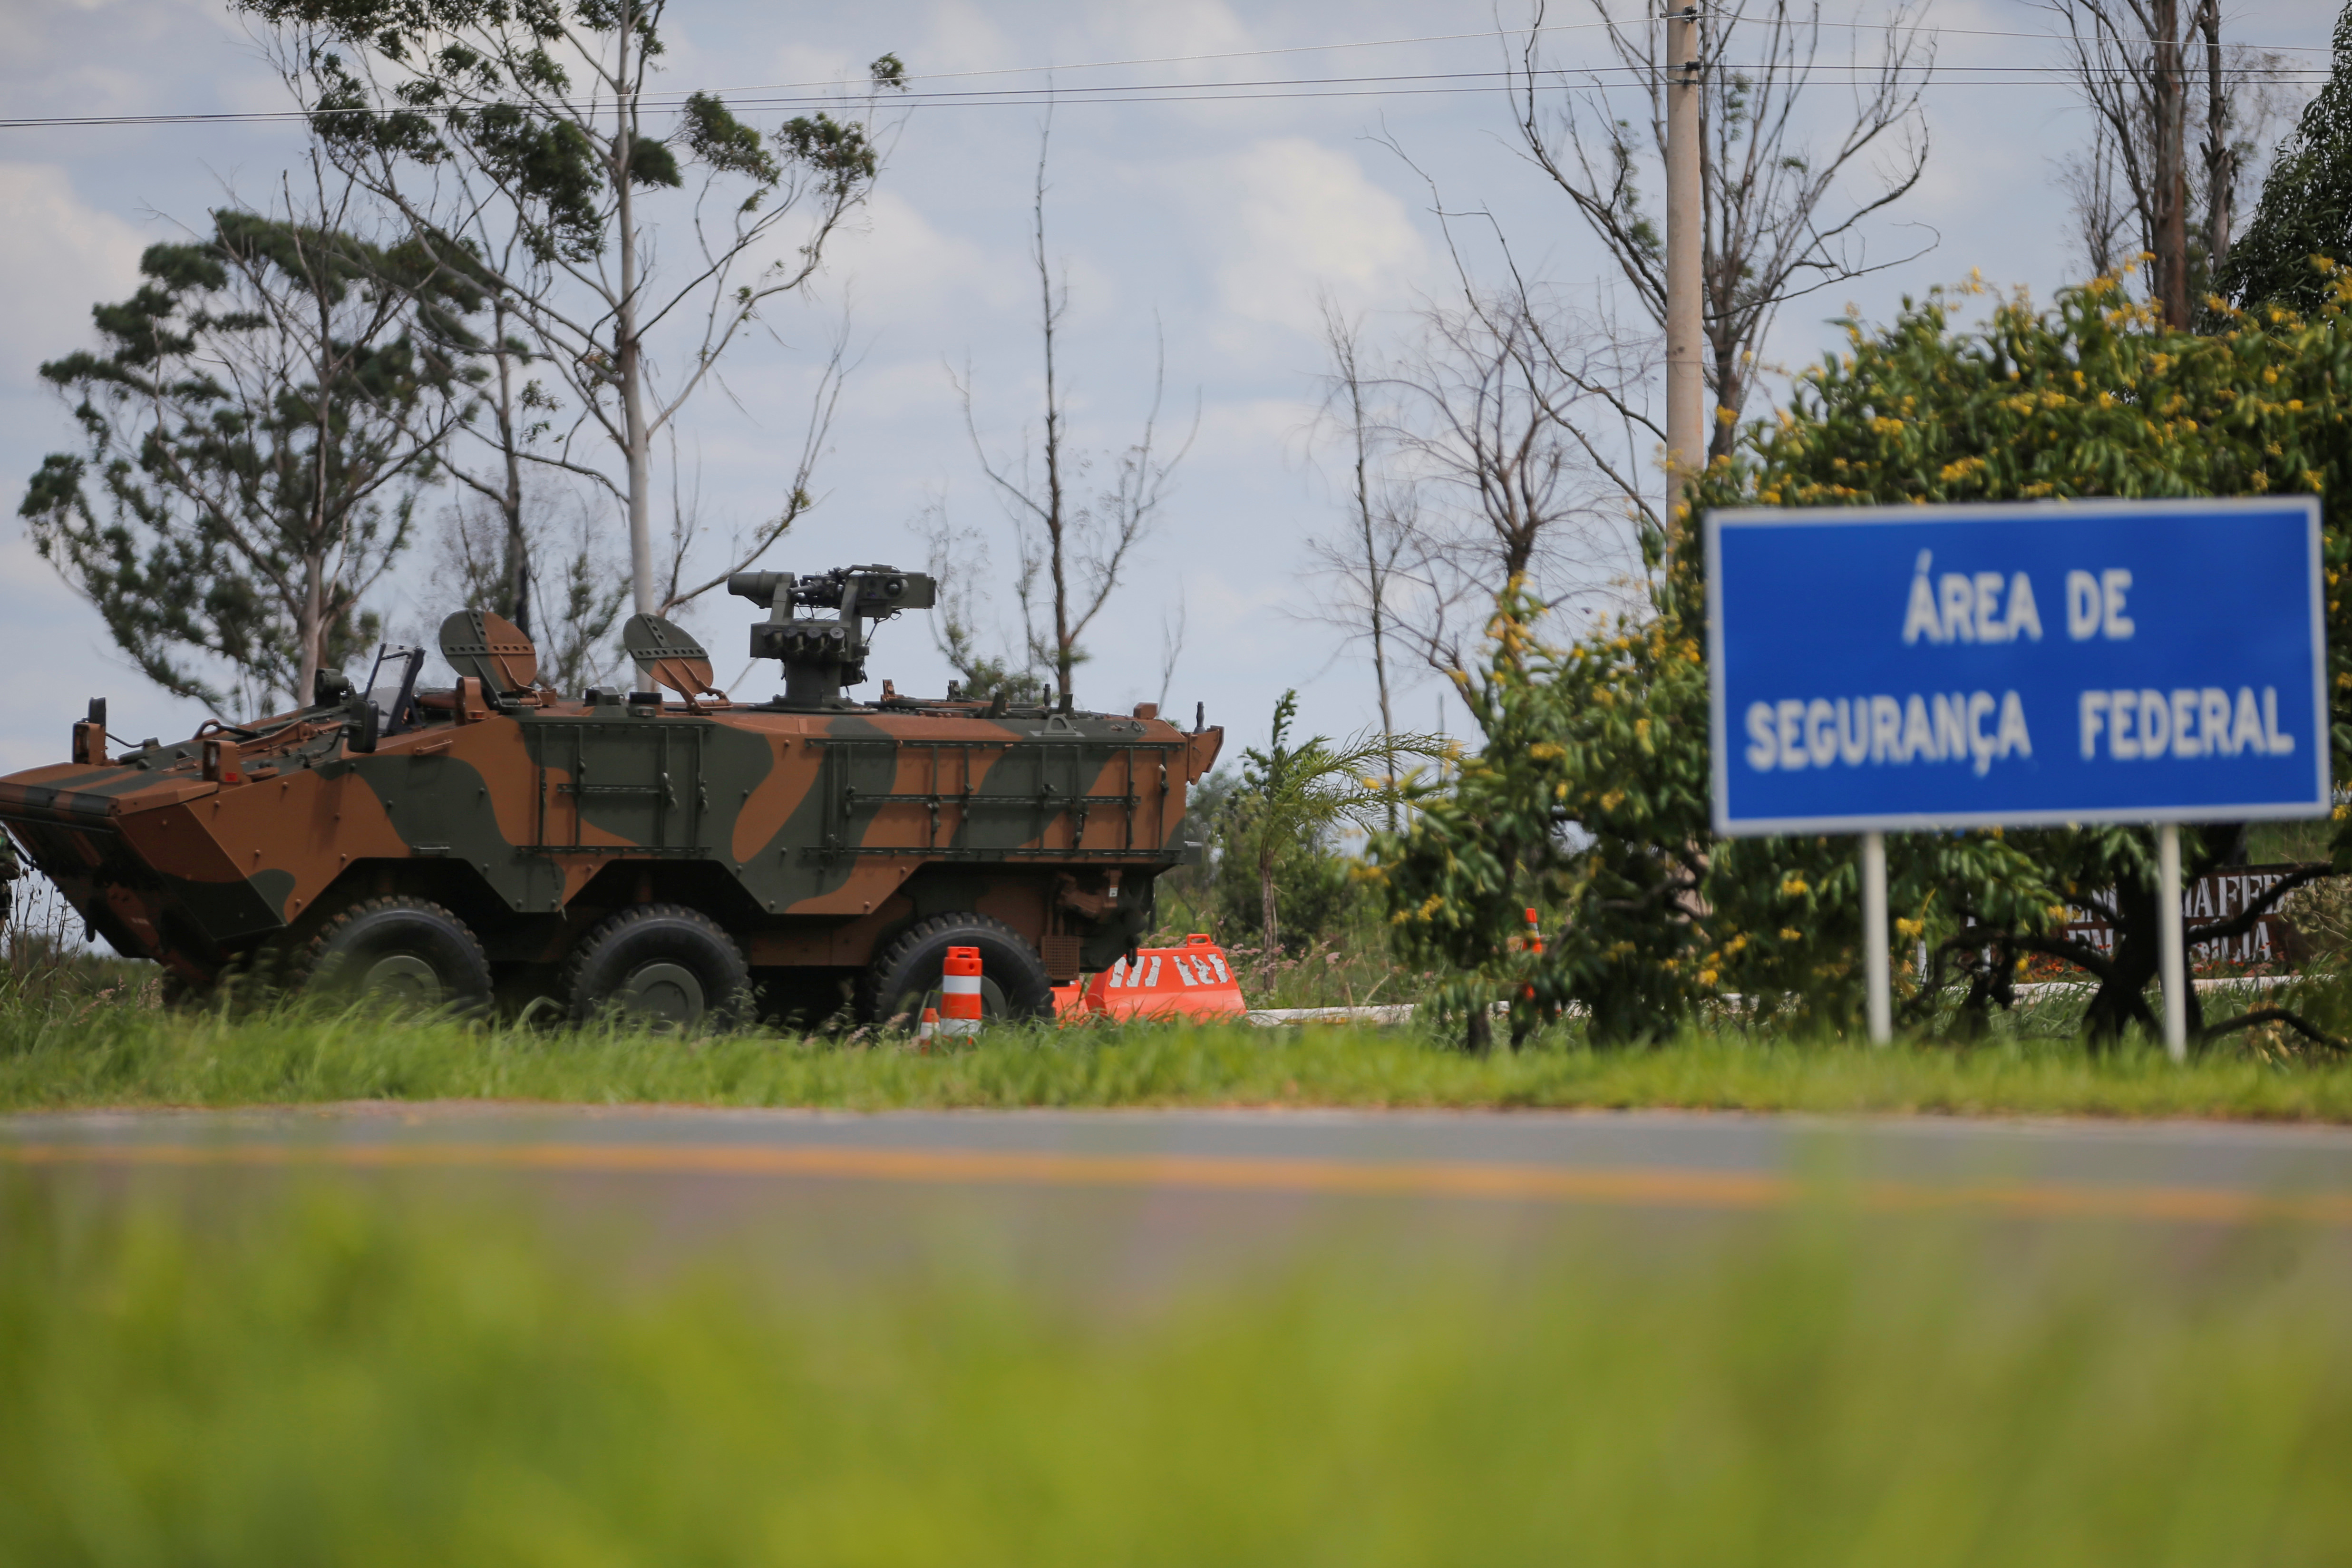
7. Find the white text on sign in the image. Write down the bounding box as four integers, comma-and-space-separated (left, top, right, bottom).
1744, 692, 2031, 777
2078, 687, 2293, 760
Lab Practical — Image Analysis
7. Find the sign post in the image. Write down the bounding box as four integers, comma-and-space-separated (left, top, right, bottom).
2156, 823, 2187, 1061
1706, 497, 2328, 1053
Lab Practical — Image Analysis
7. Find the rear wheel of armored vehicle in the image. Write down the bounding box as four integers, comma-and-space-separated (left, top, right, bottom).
563, 904, 750, 1030
859, 913, 1054, 1029
300, 896, 494, 1013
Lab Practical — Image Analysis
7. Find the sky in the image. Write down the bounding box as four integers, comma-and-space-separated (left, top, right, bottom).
0, 0, 2335, 773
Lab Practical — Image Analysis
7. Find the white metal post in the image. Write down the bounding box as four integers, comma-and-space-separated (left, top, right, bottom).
2156, 822, 2187, 1062
1861, 831, 1890, 1045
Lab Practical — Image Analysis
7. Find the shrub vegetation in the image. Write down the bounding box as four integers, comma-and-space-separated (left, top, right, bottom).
1376, 272, 2352, 1050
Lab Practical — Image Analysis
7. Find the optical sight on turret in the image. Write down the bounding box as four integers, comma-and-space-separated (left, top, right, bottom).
729, 564, 937, 707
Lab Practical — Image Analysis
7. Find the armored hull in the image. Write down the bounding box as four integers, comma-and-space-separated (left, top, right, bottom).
0, 573, 1221, 1025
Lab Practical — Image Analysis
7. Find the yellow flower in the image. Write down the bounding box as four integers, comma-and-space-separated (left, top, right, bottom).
1778, 927, 1803, 942
1779, 875, 1808, 897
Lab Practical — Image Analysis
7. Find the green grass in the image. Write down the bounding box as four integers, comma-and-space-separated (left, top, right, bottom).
7, 985, 2352, 1120
3, 1179, 2349, 1564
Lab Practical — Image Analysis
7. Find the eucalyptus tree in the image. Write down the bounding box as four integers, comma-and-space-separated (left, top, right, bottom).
2226, 2, 2352, 316
241, 0, 904, 614
22, 170, 476, 712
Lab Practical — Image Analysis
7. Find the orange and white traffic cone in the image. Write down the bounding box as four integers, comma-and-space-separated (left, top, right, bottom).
940, 946, 983, 1040
916, 1007, 939, 1050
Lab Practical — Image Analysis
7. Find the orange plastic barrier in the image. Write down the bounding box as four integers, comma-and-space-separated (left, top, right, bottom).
1058, 933, 1247, 1022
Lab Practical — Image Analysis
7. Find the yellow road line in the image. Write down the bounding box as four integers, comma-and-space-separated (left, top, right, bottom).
6, 1139, 2352, 1225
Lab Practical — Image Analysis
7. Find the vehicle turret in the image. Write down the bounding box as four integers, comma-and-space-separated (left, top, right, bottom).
729, 565, 937, 707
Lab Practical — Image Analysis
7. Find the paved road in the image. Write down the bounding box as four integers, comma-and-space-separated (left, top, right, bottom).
14, 1104, 2352, 1295
10, 1102, 2352, 1225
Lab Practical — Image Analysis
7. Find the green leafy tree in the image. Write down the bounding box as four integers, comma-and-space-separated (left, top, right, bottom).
1373, 592, 1717, 1047
1374, 567, 2056, 1050
241, 0, 904, 615
1234, 691, 1445, 957
1380, 273, 2352, 1049
1718, 274, 2352, 1040
23, 186, 476, 712
2224, 2, 2352, 316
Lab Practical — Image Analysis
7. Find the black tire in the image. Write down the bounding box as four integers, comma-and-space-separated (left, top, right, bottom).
563, 904, 749, 1029
299, 896, 493, 1013
858, 913, 1053, 1028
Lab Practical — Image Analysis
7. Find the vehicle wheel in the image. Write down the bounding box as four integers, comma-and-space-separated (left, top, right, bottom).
563, 904, 749, 1029
858, 913, 1053, 1028
299, 896, 493, 1013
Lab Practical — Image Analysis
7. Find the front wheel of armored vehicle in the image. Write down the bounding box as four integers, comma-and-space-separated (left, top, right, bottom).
300, 896, 495, 1014
859, 913, 1054, 1029
563, 905, 750, 1030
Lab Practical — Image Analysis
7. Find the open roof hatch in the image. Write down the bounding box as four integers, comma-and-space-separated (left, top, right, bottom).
438, 610, 539, 695
622, 614, 729, 710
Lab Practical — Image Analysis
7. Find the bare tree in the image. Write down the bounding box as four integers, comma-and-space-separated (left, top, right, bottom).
653, 321, 852, 614
916, 499, 1040, 703
428, 476, 627, 695
1510, 0, 1934, 463
1303, 298, 1424, 820
244, 0, 904, 614
2057, 115, 2135, 280
1155, 589, 1188, 713
951, 121, 1196, 702
2043, 0, 2298, 318
398, 214, 556, 638
1383, 273, 1652, 675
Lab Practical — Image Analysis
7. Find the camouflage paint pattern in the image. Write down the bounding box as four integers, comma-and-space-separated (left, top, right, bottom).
0, 691, 1222, 986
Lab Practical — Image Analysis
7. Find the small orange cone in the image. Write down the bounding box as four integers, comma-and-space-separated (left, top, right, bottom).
940, 946, 983, 1039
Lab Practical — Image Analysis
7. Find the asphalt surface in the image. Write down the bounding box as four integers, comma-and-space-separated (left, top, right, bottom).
10, 1102, 2352, 1227
12, 1104, 2352, 1307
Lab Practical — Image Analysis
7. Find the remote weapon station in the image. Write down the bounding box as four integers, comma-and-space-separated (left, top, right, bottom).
0, 566, 1222, 1026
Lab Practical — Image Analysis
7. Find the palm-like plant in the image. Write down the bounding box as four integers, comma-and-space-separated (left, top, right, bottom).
1234, 691, 1451, 956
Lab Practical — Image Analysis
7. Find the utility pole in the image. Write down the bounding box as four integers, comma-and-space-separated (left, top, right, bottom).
2198, 0, 2234, 287
2151, 0, 2190, 327
1663, 2, 1704, 542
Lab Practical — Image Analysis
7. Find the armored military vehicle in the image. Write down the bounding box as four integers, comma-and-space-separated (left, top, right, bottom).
0, 566, 1222, 1027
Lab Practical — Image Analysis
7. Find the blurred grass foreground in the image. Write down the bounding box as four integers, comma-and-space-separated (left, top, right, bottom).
2, 1182, 2349, 1565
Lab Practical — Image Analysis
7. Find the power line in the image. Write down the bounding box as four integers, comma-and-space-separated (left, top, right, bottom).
598, 13, 2337, 99
0, 52, 2330, 131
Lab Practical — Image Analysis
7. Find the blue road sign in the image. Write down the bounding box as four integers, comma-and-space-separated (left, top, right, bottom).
1705, 497, 2329, 836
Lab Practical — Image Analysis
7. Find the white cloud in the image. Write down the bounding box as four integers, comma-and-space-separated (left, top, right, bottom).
0, 164, 146, 372
817, 187, 1025, 323
1155, 137, 1428, 357
910, 0, 1022, 81
1085, 0, 1256, 79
